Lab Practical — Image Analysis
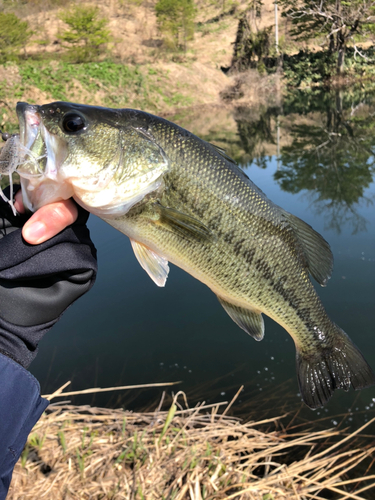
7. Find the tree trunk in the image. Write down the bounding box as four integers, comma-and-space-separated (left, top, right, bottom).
335, 89, 343, 116
230, 16, 253, 72
335, 8, 347, 74
337, 41, 345, 74
329, 33, 335, 53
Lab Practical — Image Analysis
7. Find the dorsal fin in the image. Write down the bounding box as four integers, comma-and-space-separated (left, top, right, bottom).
283, 211, 333, 286
217, 296, 264, 341
130, 238, 169, 287
209, 142, 237, 165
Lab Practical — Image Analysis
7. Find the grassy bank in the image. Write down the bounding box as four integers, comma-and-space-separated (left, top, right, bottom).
1, 0, 374, 136
8, 391, 375, 500
0, 58, 284, 137
0, 59, 199, 129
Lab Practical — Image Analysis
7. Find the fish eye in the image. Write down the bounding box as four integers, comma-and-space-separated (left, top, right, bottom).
61, 113, 86, 134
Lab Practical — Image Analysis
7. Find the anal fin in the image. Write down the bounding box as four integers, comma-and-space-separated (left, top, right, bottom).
217, 296, 264, 341
130, 239, 169, 287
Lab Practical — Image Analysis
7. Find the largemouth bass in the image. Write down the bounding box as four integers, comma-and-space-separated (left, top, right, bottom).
11, 101, 375, 409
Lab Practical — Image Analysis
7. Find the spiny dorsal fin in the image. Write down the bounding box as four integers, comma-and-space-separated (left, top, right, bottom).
209, 143, 237, 165
217, 296, 264, 341
154, 202, 212, 242
130, 238, 169, 287
283, 211, 333, 286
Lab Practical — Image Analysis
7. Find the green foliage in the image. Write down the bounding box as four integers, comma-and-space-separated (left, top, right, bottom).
282, 46, 375, 87
282, 50, 337, 87
158, 402, 177, 443
0, 13, 32, 63
116, 430, 148, 467
58, 430, 67, 454
59, 5, 111, 62
229, 8, 274, 73
28, 432, 46, 450
237, 26, 272, 70
13, 59, 194, 111
20, 445, 30, 468
18, 61, 145, 104
75, 426, 95, 478
279, 0, 375, 73
155, 0, 196, 51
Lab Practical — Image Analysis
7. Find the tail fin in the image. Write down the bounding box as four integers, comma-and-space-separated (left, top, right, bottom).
296, 325, 375, 409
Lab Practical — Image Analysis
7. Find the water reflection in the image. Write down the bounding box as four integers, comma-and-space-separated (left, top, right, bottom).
276, 91, 375, 233
234, 105, 280, 169
226, 88, 375, 233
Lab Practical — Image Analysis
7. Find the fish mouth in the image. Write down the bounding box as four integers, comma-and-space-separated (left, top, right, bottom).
16, 102, 69, 178
15, 102, 72, 211
16, 102, 41, 152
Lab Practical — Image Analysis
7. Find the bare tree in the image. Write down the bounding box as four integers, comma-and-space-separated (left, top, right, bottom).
280, 0, 375, 74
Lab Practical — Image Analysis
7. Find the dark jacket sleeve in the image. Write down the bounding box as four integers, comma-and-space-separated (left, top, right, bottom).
0, 188, 97, 499
0, 352, 49, 500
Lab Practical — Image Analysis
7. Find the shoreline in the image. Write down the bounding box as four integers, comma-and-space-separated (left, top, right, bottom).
8, 392, 375, 499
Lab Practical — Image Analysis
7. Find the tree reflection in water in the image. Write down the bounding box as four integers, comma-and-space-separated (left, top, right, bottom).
234, 88, 375, 233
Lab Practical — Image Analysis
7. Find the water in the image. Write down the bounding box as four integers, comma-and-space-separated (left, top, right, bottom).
30, 87, 375, 427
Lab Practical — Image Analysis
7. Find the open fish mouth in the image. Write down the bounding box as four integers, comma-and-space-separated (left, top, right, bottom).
17, 103, 41, 153
16, 102, 68, 181
0, 103, 46, 214
1, 102, 72, 212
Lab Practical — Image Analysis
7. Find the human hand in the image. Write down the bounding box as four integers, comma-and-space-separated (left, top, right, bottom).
14, 190, 78, 244
0, 186, 97, 368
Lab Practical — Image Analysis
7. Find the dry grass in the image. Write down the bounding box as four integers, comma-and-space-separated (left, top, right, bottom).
8, 387, 375, 500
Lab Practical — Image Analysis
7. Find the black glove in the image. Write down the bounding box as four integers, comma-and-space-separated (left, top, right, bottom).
0, 186, 97, 369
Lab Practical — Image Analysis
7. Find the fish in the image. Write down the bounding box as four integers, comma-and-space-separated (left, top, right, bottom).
11, 100, 375, 409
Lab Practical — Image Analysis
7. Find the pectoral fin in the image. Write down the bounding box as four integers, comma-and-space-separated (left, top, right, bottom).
217, 296, 265, 341
153, 203, 212, 242
130, 239, 169, 287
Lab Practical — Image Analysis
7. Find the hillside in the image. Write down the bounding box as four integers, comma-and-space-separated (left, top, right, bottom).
0, 0, 286, 122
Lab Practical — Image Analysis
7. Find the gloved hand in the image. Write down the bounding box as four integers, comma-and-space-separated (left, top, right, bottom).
0, 186, 97, 369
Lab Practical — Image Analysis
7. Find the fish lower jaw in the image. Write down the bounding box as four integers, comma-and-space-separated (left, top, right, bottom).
21, 177, 74, 211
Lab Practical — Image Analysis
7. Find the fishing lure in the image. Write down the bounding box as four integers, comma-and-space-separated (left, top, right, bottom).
0, 130, 46, 215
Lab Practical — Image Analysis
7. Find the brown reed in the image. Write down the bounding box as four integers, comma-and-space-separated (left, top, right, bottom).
7, 387, 375, 500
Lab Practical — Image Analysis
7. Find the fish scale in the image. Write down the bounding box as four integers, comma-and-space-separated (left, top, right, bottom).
13, 101, 375, 409
114, 124, 342, 342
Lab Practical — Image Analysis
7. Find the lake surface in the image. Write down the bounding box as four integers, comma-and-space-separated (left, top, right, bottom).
30, 87, 375, 428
